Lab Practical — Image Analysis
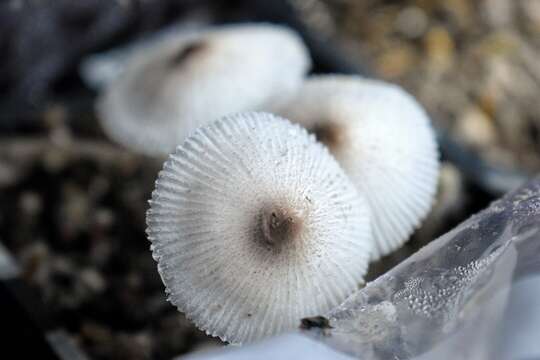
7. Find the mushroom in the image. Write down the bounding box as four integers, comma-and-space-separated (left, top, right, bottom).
146, 112, 372, 344
277, 75, 439, 260
97, 24, 311, 155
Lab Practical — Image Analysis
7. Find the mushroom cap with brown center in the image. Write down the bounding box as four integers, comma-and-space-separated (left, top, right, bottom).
146, 112, 372, 344
98, 24, 311, 155
277, 75, 440, 260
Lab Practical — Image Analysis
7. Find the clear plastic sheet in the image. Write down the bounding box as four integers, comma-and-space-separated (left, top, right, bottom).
301, 176, 540, 359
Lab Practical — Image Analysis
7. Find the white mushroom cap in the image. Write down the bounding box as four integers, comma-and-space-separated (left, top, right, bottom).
146, 112, 371, 344
277, 75, 439, 260
97, 23, 311, 155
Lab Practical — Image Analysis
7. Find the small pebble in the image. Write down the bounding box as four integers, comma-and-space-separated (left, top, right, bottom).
456, 105, 498, 148
80, 268, 106, 293
395, 6, 428, 39
424, 26, 455, 72
19, 191, 43, 215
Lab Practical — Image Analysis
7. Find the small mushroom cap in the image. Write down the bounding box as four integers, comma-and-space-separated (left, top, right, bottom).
98, 23, 311, 155
146, 112, 371, 344
277, 75, 440, 260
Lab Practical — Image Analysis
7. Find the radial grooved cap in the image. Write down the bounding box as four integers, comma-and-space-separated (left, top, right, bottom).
146, 112, 372, 344
277, 75, 440, 260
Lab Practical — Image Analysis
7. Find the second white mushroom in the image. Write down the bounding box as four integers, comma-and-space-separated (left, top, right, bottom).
277, 75, 440, 260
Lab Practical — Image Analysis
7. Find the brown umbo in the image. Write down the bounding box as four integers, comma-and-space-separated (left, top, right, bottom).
260, 205, 304, 247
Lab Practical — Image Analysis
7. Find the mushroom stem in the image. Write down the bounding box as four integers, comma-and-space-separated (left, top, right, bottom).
260, 205, 303, 247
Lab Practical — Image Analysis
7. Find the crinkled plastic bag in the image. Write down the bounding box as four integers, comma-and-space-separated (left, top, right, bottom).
302, 176, 540, 359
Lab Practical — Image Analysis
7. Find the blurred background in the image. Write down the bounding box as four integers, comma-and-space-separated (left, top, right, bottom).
0, 0, 538, 359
